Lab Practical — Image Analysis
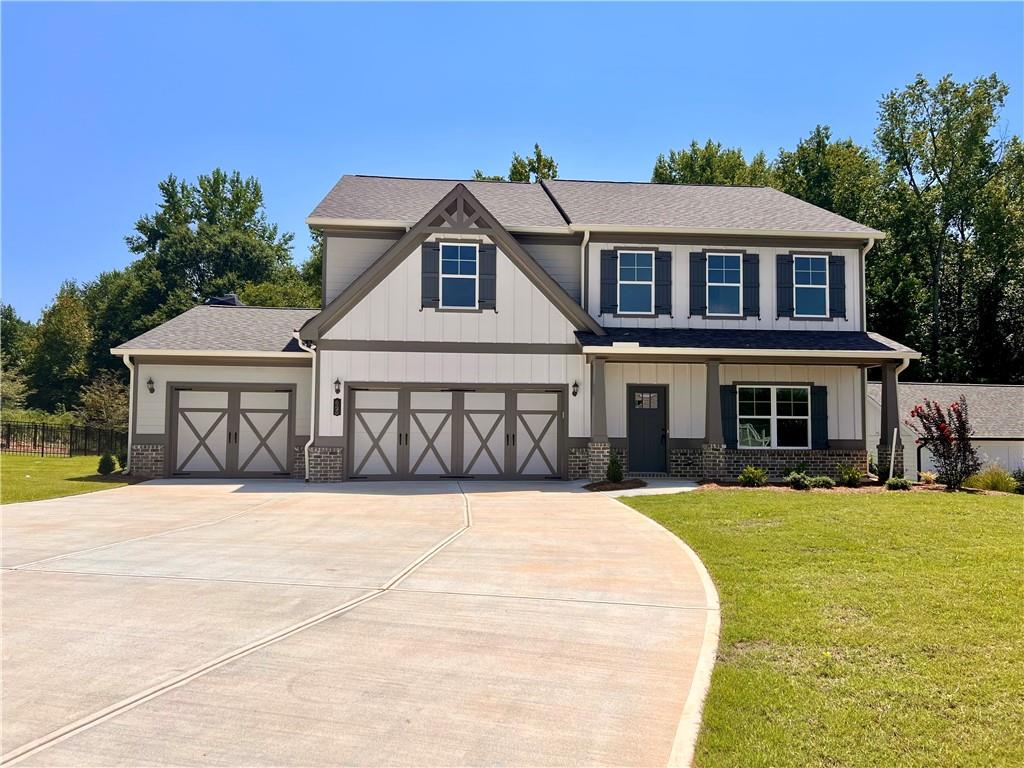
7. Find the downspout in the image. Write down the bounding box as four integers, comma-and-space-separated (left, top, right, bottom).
579, 229, 590, 311
121, 354, 134, 473
294, 332, 316, 482
861, 237, 875, 328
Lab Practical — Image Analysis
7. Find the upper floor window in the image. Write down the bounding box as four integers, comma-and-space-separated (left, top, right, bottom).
738, 385, 810, 449
793, 255, 828, 317
440, 243, 478, 309
707, 253, 742, 316
618, 251, 654, 314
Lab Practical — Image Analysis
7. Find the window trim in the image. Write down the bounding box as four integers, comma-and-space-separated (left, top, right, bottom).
736, 384, 811, 450
705, 251, 743, 318
438, 241, 480, 310
617, 249, 656, 316
792, 254, 829, 319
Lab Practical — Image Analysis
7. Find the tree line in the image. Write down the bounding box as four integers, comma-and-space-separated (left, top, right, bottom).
1, 72, 1020, 426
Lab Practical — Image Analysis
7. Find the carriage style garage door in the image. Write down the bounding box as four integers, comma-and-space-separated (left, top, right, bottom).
169, 385, 294, 477
347, 386, 564, 480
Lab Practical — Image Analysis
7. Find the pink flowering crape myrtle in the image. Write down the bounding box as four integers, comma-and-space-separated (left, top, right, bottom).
905, 395, 981, 490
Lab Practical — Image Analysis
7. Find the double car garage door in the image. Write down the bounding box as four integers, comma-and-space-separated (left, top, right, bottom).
170, 386, 294, 477
348, 386, 564, 480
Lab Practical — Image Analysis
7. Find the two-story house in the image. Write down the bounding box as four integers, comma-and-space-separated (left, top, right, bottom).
112, 175, 919, 482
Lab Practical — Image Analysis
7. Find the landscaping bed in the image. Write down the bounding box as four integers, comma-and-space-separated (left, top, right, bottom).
582, 478, 647, 492
626, 489, 1023, 767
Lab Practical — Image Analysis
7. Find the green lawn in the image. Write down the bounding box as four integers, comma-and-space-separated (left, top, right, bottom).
1, 454, 137, 504
625, 489, 1023, 768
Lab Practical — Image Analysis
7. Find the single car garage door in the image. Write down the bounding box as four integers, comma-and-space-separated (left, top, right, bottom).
347, 385, 564, 480
169, 385, 295, 477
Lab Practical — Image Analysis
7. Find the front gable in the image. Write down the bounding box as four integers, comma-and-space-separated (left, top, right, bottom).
301, 184, 603, 342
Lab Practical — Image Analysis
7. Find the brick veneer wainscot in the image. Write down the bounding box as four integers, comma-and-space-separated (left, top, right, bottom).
129, 443, 165, 477
669, 444, 868, 482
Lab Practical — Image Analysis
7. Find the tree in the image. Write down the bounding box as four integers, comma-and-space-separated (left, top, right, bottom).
75, 370, 128, 428
0, 303, 32, 368
23, 282, 93, 411
237, 271, 319, 308
875, 73, 1013, 379
652, 140, 773, 185
300, 227, 325, 293
474, 143, 558, 183
1, 353, 31, 410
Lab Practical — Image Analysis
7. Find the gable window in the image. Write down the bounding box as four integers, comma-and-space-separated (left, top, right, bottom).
618, 251, 654, 314
793, 255, 828, 317
440, 243, 478, 309
707, 253, 742, 316
738, 385, 810, 449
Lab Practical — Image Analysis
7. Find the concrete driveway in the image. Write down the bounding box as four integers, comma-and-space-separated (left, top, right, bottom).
2, 480, 718, 767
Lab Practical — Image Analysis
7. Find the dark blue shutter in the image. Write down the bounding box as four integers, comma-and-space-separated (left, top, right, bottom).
478, 243, 497, 310
721, 385, 738, 449
828, 254, 846, 319
811, 386, 829, 449
654, 250, 672, 315
600, 250, 618, 315
742, 253, 759, 318
689, 252, 707, 317
776, 253, 794, 318
421, 242, 440, 309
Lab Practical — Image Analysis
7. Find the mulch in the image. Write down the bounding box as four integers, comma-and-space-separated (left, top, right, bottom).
583, 479, 648, 492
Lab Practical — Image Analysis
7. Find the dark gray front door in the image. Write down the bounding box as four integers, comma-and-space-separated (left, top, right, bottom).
627, 385, 667, 473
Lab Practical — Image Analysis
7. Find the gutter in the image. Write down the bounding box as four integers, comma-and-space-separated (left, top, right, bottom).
110, 348, 308, 359
121, 355, 135, 473
293, 332, 317, 482
580, 345, 921, 361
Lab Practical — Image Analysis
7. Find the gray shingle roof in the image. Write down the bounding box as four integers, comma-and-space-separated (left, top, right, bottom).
867, 382, 1024, 438
543, 179, 882, 235
576, 327, 915, 354
308, 175, 568, 229
112, 306, 318, 353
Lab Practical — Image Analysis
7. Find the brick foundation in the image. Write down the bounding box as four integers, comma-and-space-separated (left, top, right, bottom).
586, 442, 610, 481
875, 442, 905, 481
306, 444, 345, 482
667, 444, 868, 482
129, 443, 165, 477
568, 446, 589, 480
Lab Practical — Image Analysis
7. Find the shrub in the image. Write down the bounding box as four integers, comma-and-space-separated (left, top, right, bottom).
905, 395, 980, 490
785, 471, 811, 490
919, 470, 939, 484
1013, 468, 1024, 495
868, 453, 879, 476
606, 453, 623, 484
885, 476, 912, 491
97, 453, 117, 476
783, 461, 810, 477
116, 451, 128, 471
963, 465, 1019, 493
835, 463, 861, 488
809, 475, 835, 489
737, 466, 768, 487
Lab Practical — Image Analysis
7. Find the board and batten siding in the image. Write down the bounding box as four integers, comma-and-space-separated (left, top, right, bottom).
317, 350, 589, 439
133, 363, 312, 438
720, 363, 863, 441
586, 242, 863, 331
604, 363, 707, 439
322, 236, 579, 344
324, 235, 399, 305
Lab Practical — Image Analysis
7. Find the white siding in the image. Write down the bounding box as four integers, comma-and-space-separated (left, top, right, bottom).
134, 363, 312, 437
317, 350, 589, 438
721, 363, 863, 441
521, 241, 581, 302
605, 363, 706, 439
324, 235, 398, 304
323, 235, 579, 344
587, 242, 863, 331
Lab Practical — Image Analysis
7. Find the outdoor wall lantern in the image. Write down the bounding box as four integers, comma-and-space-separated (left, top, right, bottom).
334, 378, 341, 394
146, 377, 155, 394
571, 381, 579, 397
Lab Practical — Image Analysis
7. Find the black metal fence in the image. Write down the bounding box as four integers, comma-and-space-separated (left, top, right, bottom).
0, 422, 128, 458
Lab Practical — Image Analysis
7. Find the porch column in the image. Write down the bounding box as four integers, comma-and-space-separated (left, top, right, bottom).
587, 357, 610, 481
876, 362, 904, 479
704, 360, 724, 445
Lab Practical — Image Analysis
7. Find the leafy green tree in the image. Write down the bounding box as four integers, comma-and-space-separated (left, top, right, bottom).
237, 271, 319, 308
875, 73, 1013, 378
23, 282, 93, 411
1, 353, 32, 410
652, 140, 773, 185
75, 369, 128, 428
474, 143, 558, 182
300, 227, 325, 294
0, 303, 33, 368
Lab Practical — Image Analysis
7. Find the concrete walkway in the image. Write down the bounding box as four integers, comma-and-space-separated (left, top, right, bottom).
2, 479, 718, 767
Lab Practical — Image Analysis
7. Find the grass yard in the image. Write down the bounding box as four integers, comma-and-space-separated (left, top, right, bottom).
1, 454, 136, 504
626, 489, 1023, 768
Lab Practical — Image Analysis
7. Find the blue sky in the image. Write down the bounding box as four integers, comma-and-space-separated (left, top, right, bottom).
3, 2, 1022, 319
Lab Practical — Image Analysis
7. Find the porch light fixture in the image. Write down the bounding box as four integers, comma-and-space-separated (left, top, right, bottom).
334, 378, 341, 394
146, 377, 155, 394
571, 381, 579, 397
